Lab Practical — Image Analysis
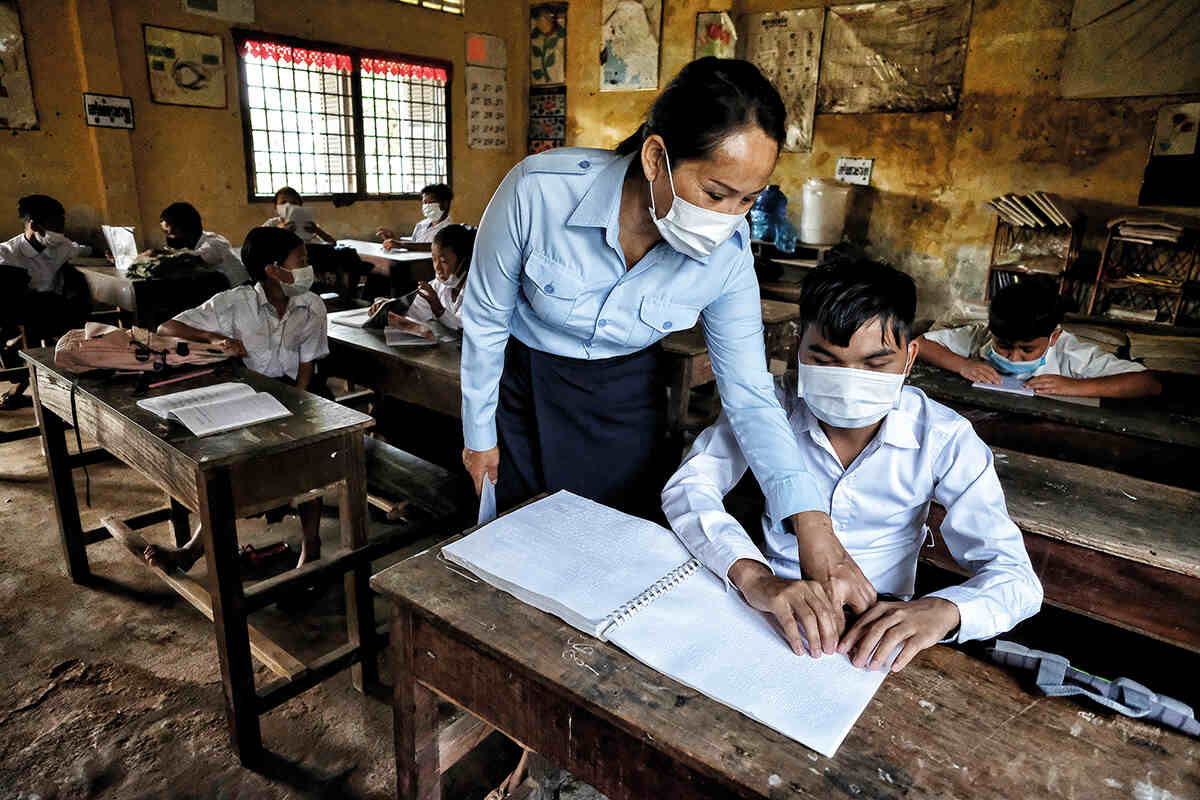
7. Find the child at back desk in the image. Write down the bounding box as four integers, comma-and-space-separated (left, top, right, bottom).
149, 226, 328, 573
373, 223, 475, 339
160, 201, 250, 288
376, 182, 453, 249
919, 278, 1162, 399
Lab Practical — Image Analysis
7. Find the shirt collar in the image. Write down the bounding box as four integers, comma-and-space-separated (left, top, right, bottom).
253, 281, 310, 315
565, 152, 748, 263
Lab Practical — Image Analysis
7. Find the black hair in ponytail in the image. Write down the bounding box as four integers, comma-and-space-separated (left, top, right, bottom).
615, 57, 787, 174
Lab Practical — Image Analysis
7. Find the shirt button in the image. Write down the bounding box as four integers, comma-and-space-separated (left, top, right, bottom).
544, 284, 555, 295
662, 321, 673, 330
578, 160, 590, 169
598, 319, 607, 328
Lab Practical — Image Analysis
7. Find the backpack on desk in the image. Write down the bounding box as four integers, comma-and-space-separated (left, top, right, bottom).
54, 323, 228, 373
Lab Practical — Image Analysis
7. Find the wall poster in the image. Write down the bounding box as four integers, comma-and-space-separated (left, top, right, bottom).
529, 85, 566, 154
144, 25, 227, 108
736, 9, 824, 153
600, 0, 661, 91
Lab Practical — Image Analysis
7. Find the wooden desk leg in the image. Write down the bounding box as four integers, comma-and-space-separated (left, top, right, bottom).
341, 433, 378, 692
31, 375, 89, 583
169, 497, 191, 547
393, 610, 440, 800
198, 467, 262, 767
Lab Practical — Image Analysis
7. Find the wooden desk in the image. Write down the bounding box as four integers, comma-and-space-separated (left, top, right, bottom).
77, 264, 230, 330
325, 315, 463, 418
335, 241, 434, 294
21, 349, 377, 767
372, 536, 1200, 800
926, 447, 1200, 653
908, 364, 1200, 449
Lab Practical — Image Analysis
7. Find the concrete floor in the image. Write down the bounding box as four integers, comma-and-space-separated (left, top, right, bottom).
0, 404, 526, 799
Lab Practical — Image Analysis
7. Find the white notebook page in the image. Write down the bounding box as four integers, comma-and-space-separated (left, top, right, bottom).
169, 392, 290, 437
137, 382, 254, 418
606, 566, 890, 757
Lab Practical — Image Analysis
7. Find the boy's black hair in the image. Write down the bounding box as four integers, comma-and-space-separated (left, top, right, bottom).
432, 224, 475, 273
988, 278, 1064, 342
274, 186, 303, 205
798, 260, 917, 348
18, 194, 65, 225
420, 183, 453, 207
159, 202, 204, 239
241, 226, 304, 284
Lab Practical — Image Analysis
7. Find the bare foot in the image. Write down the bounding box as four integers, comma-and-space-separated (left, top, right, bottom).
144, 544, 201, 573
296, 539, 321, 569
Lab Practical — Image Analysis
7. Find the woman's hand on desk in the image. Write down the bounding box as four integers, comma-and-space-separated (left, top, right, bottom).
729, 560, 841, 658
788, 511, 876, 632
958, 360, 1002, 384
837, 596, 960, 672
462, 447, 499, 495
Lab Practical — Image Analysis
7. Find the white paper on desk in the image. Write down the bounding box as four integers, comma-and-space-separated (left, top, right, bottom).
102, 225, 138, 272
972, 375, 1035, 396
477, 478, 497, 525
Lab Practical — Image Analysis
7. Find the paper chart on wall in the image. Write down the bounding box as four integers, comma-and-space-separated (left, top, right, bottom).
466, 65, 508, 151
736, 9, 825, 153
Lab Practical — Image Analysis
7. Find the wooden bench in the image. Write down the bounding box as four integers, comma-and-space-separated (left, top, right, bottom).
925, 447, 1200, 653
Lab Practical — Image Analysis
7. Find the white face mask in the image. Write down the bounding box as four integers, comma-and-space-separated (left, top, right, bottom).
421, 203, 442, 221
648, 145, 746, 260
280, 265, 314, 296
797, 358, 911, 429
36, 230, 69, 248
441, 268, 463, 288
276, 202, 294, 221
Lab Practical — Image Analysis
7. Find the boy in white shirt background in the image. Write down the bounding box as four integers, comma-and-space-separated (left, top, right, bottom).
389, 223, 474, 335
376, 182, 453, 248
0, 194, 93, 409
919, 278, 1161, 399
661, 261, 1043, 672
159, 201, 251, 288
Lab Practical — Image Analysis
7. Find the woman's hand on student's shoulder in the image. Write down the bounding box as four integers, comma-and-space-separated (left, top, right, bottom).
730, 559, 841, 658
462, 446, 499, 495
958, 360, 1001, 384
1025, 374, 1081, 396
837, 596, 960, 672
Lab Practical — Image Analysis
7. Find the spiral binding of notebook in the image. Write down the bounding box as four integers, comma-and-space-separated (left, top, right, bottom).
601, 558, 700, 637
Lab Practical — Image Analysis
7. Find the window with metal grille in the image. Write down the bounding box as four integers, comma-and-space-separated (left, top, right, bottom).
393, 0, 464, 15
234, 32, 451, 201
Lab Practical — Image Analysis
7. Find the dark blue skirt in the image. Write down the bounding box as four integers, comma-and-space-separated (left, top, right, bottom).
495, 337, 668, 519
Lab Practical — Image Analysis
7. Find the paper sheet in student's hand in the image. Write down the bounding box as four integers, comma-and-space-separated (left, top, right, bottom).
477, 478, 497, 525
102, 225, 138, 272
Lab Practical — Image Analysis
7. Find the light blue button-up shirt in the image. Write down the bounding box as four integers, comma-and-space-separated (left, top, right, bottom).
460, 146, 824, 523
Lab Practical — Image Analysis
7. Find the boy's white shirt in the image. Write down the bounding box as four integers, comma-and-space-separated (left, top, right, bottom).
410, 215, 452, 243
922, 323, 1145, 379
406, 272, 465, 330
171, 283, 329, 380
660, 375, 1044, 644
194, 231, 251, 287
0, 233, 90, 292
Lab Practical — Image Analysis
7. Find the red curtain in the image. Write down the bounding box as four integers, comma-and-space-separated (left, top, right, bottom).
241, 41, 352, 73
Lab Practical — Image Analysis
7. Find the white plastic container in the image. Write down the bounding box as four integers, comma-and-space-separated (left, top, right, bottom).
800, 178, 853, 246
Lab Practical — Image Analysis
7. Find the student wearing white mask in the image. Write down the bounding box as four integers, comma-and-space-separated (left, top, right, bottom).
394, 223, 474, 333
459, 55, 857, 609
0, 194, 93, 409
151, 226, 327, 574
661, 262, 1043, 669
377, 183, 454, 248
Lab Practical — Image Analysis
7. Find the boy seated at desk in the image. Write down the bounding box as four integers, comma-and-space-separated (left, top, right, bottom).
918, 278, 1162, 399
159, 201, 251, 288
263, 186, 366, 295
147, 226, 328, 573
262, 186, 336, 245
0, 194, 93, 409
368, 223, 475, 340
661, 261, 1043, 672
376, 182, 453, 249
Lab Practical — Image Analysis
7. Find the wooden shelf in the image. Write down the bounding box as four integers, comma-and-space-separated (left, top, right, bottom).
1101, 279, 1185, 295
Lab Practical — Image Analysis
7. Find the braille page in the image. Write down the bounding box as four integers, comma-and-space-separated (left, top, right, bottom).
441, 491, 695, 637
607, 567, 890, 757
137, 382, 254, 419
167, 391, 291, 437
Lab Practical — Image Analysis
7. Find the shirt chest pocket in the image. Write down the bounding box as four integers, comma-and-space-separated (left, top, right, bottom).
629, 296, 701, 348
521, 254, 584, 328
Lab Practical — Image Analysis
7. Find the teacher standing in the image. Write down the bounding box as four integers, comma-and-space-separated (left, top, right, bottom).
460, 58, 877, 632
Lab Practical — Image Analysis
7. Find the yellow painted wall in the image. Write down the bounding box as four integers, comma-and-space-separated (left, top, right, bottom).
560, 0, 1200, 318
3, 0, 527, 249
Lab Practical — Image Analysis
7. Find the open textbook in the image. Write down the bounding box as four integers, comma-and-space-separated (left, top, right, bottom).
441, 491, 891, 757
137, 381, 291, 437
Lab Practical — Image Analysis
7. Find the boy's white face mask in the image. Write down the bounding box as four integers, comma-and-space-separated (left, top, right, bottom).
421, 203, 442, 221
280, 265, 315, 296
35, 230, 69, 248
648, 145, 745, 260
797, 358, 911, 429
276, 202, 294, 221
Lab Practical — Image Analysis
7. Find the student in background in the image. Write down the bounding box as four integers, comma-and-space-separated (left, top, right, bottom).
376, 182, 453, 248
262, 186, 368, 295
263, 186, 335, 245
150, 227, 328, 573
662, 262, 1043, 670
159, 201, 250, 288
919, 278, 1161, 398
0, 194, 92, 409
404, 223, 474, 331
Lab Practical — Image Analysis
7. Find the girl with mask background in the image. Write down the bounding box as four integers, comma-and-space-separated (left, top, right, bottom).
457, 56, 871, 630
149, 226, 329, 574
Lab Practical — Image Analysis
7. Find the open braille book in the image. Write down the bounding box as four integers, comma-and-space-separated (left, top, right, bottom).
441, 490, 891, 757
137, 382, 291, 437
